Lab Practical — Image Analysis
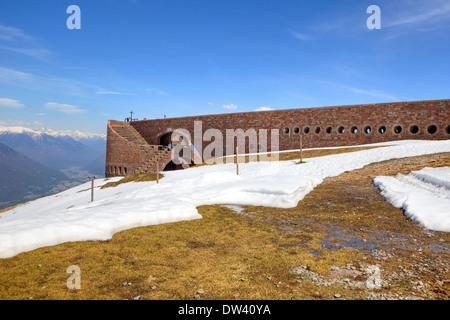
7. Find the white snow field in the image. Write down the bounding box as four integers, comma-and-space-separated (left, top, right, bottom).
0, 140, 449, 259
373, 166, 450, 232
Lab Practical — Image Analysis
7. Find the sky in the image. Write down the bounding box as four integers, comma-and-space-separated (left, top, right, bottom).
0, 0, 449, 134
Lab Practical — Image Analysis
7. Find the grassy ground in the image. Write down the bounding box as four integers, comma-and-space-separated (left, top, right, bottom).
101, 172, 163, 189
0, 149, 448, 300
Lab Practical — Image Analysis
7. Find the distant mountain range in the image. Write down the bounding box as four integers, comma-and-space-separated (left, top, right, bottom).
0, 143, 79, 209
0, 126, 106, 172
0, 126, 107, 210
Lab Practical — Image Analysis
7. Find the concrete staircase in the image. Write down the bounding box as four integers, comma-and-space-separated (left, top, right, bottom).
111, 122, 173, 173
137, 145, 172, 173
112, 124, 150, 146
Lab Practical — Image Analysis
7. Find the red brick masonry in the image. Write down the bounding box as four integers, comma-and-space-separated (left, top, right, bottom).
105, 99, 449, 177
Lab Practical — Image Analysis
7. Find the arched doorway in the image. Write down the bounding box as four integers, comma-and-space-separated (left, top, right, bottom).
163, 160, 184, 171
160, 132, 172, 148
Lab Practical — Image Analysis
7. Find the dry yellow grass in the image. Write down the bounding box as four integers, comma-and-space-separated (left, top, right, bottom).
101, 172, 163, 189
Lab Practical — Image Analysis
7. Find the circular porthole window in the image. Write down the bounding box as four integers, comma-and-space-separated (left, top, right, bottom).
293, 126, 300, 134
326, 126, 332, 134
351, 126, 358, 134
338, 126, 345, 134
379, 126, 386, 134
446, 125, 450, 135
364, 126, 372, 134
394, 126, 402, 134
315, 127, 321, 134
410, 125, 419, 134
304, 127, 310, 134
283, 127, 290, 135
427, 125, 437, 134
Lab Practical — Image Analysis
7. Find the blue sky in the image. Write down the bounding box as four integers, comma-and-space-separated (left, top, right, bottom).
0, 0, 449, 134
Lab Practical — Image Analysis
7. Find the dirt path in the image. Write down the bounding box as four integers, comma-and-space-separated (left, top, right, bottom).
259, 152, 450, 299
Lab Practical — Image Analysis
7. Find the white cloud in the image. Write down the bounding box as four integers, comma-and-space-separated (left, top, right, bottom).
315, 80, 402, 102
0, 24, 53, 60
386, 0, 450, 28
45, 102, 86, 114
346, 87, 400, 102
0, 66, 98, 96
0, 24, 30, 41
0, 119, 31, 126
145, 88, 167, 95
290, 30, 312, 41
207, 102, 215, 106
0, 98, 24, 108
96, 91, 122, 95
254, 106, 275, 111
222, 103, 238, 110
0, 45, 53, 60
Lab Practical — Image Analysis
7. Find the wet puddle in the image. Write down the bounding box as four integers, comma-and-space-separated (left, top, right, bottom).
321, 225, 378, 252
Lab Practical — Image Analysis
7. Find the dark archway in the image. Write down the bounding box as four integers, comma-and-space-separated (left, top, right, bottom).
160, 132, 172, 147
163, 160, 184, 171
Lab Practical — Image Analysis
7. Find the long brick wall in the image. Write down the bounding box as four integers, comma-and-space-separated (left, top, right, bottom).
106, 99, 450, 176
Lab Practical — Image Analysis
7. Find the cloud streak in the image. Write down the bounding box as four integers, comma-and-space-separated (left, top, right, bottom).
254, 106, 275, 111
0, 24, 31, 42
222, 103, 238, 110
0, 23, 53, 60
0, 66, 98, 97
290, 30, 312, 41
145, 88, 167, 95
386, 0, 450, 28
0, 98, 24, 108
96, 91, 122, 95
316, 80, 402, 102
45, 102, 86, 114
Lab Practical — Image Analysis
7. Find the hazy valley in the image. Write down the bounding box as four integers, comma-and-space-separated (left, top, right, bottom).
0, 126, 106, 210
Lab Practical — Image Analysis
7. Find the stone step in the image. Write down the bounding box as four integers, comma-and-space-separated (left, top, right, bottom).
113, 125, 149, 146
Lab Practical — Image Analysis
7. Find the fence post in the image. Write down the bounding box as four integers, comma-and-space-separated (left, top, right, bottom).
300, 134, 303, 163
156, 160, 159, 183
91, 178, 94, 202
235, 146, 239, 175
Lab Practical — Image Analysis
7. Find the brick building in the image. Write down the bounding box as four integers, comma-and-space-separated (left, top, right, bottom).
105, 99, 449, 177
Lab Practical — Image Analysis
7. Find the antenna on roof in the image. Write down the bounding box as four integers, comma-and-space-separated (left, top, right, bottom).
125, 110, 137, 122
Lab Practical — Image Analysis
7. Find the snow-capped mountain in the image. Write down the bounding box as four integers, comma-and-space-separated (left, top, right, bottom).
0, 126, 106, 174
0, 126, 106, 140
39, 127, 106, 140
0, 125, 107, 209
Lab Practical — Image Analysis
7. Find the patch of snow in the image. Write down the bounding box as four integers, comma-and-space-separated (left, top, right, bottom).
221, 205, 245, 214
373, 166, 450, 232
